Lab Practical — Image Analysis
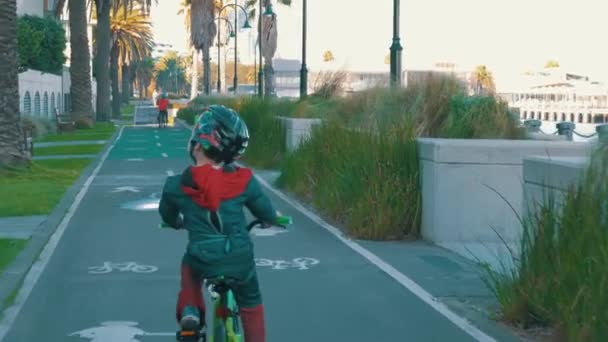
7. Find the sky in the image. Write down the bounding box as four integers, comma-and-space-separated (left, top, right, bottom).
150, 0, 608, 89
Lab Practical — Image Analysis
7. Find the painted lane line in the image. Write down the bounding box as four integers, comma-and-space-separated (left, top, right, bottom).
156, 142, 162, 147
166, 170, 175, 176
127, 158, 144, 162
254, 175, 497, 342
155, 135, 159, 139
161, 153, 168, 158
0, 126, 126, 341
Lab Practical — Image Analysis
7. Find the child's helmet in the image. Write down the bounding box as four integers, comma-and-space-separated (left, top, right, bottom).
190, 105, 249, 164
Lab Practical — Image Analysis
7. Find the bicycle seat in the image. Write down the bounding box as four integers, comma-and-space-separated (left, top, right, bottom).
206, 276, 240, 294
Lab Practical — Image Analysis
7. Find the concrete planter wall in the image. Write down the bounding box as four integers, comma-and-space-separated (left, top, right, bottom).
523, 156, 588, 217
278, 117, 322, 152
417, 138, 591, 269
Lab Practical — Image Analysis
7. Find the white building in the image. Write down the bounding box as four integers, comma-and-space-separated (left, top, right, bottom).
17, 0, 97, 119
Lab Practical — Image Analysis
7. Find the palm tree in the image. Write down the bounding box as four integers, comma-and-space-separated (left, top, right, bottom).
245, 0, 291, 96
178, 0, 200, 99
109, 6, 153, 117
190, 0, 217, 95
55, 0, 95, 124
155, 51, 190, 95
0, 0, 28, 167
135, 56, 154, 98
94, 0, 153, 121
471, 65, 496, 96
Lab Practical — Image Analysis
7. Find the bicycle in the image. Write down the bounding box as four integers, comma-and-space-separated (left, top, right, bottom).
161, 215, 293, 342
158, 110, 168, 128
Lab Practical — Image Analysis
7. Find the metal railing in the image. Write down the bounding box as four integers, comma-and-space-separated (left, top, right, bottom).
523, 119, 608, 142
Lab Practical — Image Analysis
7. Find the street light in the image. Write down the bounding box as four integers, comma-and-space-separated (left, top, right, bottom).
215, 17, 235, 93
258, 2, 275, 97
389, 0, 403, 88
218, 1, 251, 94
299, 0, 308, 99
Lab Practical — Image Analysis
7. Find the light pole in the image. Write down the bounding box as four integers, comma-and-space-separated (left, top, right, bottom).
299, 0, 308, 99
218, 1, 251, 95
215, 17, 235, 94
257, 2, 274, 97
389, 0, 403, 88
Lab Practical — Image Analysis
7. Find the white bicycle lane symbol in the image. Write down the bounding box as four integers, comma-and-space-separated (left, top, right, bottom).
87, 262, 158, 274
69, 321, 173, 341
255, 257, 320, 270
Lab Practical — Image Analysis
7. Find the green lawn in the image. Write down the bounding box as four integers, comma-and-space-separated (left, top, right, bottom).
121, 103, 135, 115
34, 144, 104, 156
0, 239, 27, 274
37, 123, 116, 143
0, 159, 92, 217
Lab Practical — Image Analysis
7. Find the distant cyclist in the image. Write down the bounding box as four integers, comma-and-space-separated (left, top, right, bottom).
156, 92, 169, 128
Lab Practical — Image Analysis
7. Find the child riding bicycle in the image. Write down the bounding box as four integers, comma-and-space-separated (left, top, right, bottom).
158, 105, 279, 342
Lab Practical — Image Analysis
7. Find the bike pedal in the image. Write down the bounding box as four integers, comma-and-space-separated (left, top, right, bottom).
176, 329, 200, 341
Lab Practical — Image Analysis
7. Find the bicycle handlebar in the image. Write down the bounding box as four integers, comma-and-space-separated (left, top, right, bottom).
160, 215, 293, 231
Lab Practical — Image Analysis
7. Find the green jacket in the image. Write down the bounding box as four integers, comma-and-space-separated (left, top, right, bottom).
159, 164, 277, 279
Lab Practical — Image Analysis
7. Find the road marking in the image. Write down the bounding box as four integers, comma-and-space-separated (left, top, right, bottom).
255, 258, 319, 270
88, 262, 158, 274
161, 153, 168, 158
0, 126, 126, 341
111, 186, 140, 193
166, 170, 175, 176
126, 147, 146, 151
69, 321, 174, 341
255, 175, 497, 342
127, 158, 144, 162
155, 135, 159, 139
156, 142, 161, 147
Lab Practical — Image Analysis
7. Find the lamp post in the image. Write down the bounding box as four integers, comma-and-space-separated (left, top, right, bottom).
389, 0, 403, 88
299, 0, 308, 99
218, 1, 251, 95
215, 17, 235, 94
258, 3, 274, 97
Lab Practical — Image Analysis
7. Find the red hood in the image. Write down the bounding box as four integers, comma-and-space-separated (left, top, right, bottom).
181, 164, 252, 211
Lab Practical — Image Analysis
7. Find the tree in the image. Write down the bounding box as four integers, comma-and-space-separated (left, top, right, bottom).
545, 59, 560, 69
190, 0, 216, 95
178, 0, 200, 99
246, 0, 291, 96
93, 0, 153, 121
55, 0, 95, 123
322, 50, 334, 63
109, 6, 153, 117
471, 65, 496, 96
16, 15, 66, 74
0, 0, 28, 167
155, 51, 190, 95
134, 57, 154, 98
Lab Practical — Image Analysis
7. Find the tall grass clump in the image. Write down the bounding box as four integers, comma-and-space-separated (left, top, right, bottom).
484, 145, 608, 341
279, 75, 524, 240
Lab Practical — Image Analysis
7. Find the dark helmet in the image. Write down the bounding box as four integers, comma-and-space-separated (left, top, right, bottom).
189, 105, 249, 164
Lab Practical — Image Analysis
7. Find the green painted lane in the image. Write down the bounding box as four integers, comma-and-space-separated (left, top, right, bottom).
0, 126, 505, 342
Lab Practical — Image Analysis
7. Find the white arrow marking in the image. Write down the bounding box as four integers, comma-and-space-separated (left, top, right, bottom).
111, 186, 140, 193
69, 321, 175, 342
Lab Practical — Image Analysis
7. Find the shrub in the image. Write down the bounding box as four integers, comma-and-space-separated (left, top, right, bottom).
484, 145, 608, 341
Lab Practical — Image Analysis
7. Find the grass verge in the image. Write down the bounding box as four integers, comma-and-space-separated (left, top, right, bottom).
0, 239, 27, 275
0, 159, 92, 217
34, 144, 104, 156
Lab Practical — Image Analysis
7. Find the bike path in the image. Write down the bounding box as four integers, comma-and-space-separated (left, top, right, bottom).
1, 126, 512, 342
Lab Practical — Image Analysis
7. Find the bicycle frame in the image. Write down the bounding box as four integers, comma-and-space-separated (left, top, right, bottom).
207, 279, 243, 342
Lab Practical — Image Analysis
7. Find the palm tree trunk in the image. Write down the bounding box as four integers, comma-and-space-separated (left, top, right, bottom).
68, 0, 94, 124
202, 48, 211, 95
122, 64, 130, 104
110, 44, 120, 118
190, 49, 198, 99
95, 0, 111, 121
0, 0, 28, 167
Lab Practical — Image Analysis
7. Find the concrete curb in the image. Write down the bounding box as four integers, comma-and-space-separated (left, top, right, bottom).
0, 127, 121, 310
